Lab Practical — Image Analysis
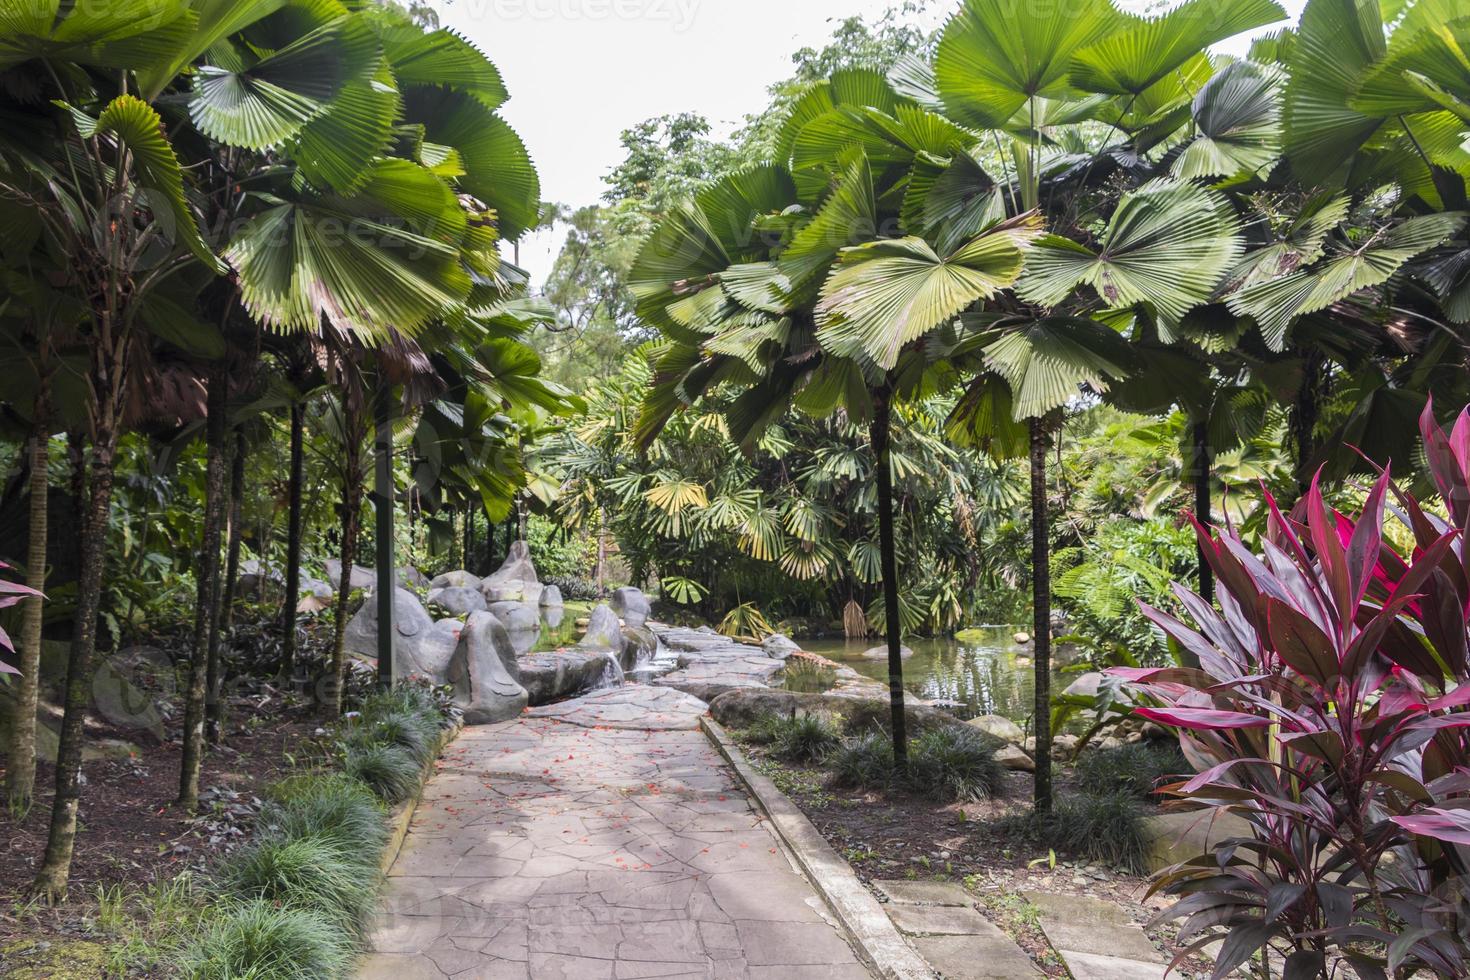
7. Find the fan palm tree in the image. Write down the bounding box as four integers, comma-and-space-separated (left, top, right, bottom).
630, 69, 1038, 770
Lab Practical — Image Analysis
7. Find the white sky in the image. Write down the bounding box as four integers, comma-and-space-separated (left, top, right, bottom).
428, 0, 1307, 286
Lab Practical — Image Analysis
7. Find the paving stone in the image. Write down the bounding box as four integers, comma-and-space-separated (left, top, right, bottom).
1024, 890, 1166, 980
872, 879, 973, 906
886, 902, 994, 936
911, 934, 1042, 978
527, 686, 710, 730
364, 717, 870, 979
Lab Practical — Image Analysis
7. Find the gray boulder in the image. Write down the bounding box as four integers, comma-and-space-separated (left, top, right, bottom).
487, 600, 540, 634
762, 634, 802, 661
578, 604, 623, 650
410, 619, 465, 684
237, 559, 283, 595
539, 583, 564, 609
429, 586, 487, 617
343, 587, 435, 673
996, 744, 1035, 772
622, 625, 658, 668
518, 650, 613, 705
862, 644, 915, 660
610, 587, 651, 627
968, 714, 1025, 745
397, 566, 430, 590
430, 570, 482, 592
325, 559, 375, 590
480, 541, 541, 603
447, 612, 528, 725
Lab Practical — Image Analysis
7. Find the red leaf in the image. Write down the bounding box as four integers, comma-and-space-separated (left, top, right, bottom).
1393, 808, 1470, 846
1134, 706, 1272, 731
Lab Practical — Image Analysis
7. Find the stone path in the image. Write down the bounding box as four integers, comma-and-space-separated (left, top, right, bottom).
873, 880, 1040, 979
360, 707, 873, 979
1024, 891, 1168, 980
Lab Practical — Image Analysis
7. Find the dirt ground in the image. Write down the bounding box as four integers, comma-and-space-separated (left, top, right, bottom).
733, 737, 1206, 979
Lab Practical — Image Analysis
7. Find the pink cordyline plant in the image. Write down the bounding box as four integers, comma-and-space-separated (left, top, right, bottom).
0, 559, 42, 674
1113, 403, 1470, 979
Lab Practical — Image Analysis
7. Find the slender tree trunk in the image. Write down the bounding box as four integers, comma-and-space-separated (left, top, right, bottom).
327, 400, 366, 718
220, 428, 246, 632
1192, 417, 1214, 605
31, 430, 118, 901
373, 389, 395, 690
280, 401, 306, 680
179, 365, 229, 804
1029, 417, 1053, 816
7, 381, 50, 815
1290, 350, 1325, 502
869, 386, 908, 774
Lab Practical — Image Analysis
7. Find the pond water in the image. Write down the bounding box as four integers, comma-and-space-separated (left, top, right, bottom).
799, 626, 1071, 724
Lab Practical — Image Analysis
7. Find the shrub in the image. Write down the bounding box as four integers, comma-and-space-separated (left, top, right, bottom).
342, 743, 421, 804
781, 657, 837, 693
905, 727, 1005, 802
257, 774, 388, 856
215, 835, 378, 938
1114, 403, 1470, 978
771, 715, 842, 763
992, 790, 1151, 874
829, 731, 896, 791
347, 709, 438, 764
176, 899, 353, 980
741, 713, 788, 746
1074, 742, 1185, 800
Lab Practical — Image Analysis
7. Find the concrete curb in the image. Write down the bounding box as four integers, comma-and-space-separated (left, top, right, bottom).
377, 720, 463, 878
700, 716, 934, 980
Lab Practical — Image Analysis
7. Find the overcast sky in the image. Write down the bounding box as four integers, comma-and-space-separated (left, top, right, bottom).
427, 0, 1307, 285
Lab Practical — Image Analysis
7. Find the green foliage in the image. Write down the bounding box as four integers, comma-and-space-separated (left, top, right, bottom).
341, 743, 422, 805
175, 899, 353, 980
214, 837, 378, 938
763, 714, 843, 763
905, 727, 1006, 802
781, 657, 838, 694
997, 791, 1151, 873
829, 731, 898, 791
257, 775, 389, 857
1074, 743, 1186, 800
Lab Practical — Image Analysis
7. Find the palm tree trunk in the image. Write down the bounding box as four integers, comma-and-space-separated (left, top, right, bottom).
7, 382, 50, 815
31, 426, 118, 902
220, 428, 247, 632
372, 389, 395, 690
328, 400, 366, 718
179, 365, 229, 804
1191, 417, 1214, 605
280, 401, 306, 680
1029, 417, 1053, 816
869, 386, 908, 774
1290, 349, 1325, 502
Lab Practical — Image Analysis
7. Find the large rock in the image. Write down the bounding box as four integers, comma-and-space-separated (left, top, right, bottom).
343, 587, 438, 677
429, 586, 487, 617
479, 541, 541, 603
862, 644, 915, 660
447, 612, 528, 725
996, 744, 1035, 771
762, 634, 802, 660
237, 559, 283, 594
621, 625, 658, 669
411, 620, 464, 683
578, 604, 623, 650
397, 566, 430, 590
539, 583, 564, 609
518, 649, 615, 706
488, 600, 540, 634
968, 714, 1025, 745
610, 587, 651, 627
430, 570, 482, 592
325, 559, 375, 590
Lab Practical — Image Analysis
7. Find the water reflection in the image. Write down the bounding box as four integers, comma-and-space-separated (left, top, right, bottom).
801, 626, 1067, 724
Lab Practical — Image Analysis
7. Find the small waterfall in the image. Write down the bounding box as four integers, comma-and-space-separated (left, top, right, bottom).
595, 649, 626, 689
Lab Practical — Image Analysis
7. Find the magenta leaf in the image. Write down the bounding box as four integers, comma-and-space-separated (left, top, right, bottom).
1393, 808, 1470, 846
1134, 706, 1273, 731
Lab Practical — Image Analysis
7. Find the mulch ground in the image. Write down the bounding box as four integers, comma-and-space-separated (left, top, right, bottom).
0, 690, 323, 963
735, 741, 1189, 978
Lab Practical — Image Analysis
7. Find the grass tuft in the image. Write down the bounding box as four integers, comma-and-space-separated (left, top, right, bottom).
175, 899, 353, 980
993, 789, 1152, 873
829, 731, 896, 791
342, 743, 422, 804
906, 727, 1005, 802
215, 836, 379, 937
1075, 741, 1187, 800
257, 773, 388, 855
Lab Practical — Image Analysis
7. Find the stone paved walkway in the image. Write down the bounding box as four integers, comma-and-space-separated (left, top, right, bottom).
359, 711, 873, 979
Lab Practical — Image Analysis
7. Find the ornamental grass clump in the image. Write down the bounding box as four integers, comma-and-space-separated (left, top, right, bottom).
257, 773, 388, 856
176, 899, 353, 980
1113, 403, 1470, 978
1074, 742, 1186, 800
215, 836, 378, 938
342, 742, 422, 804
830, 731, 897, 790
905, 727, 1005, 802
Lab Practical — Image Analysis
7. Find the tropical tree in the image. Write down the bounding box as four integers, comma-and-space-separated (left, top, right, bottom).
629, 69, 1037, 769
